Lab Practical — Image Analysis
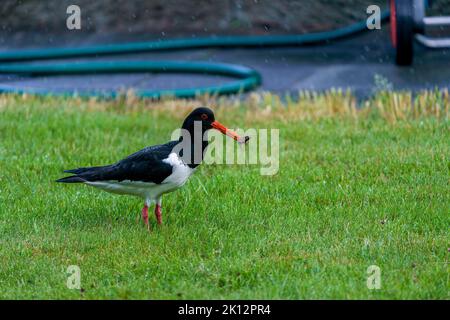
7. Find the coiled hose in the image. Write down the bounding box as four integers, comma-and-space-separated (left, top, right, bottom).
0, 10, 389, 99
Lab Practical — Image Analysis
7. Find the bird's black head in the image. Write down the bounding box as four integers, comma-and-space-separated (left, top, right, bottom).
177, 107, 249, 168
182, 107, 216, 131
181, 107, 249, 143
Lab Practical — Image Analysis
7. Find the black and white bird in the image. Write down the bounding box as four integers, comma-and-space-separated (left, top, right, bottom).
57, 107, 248, 229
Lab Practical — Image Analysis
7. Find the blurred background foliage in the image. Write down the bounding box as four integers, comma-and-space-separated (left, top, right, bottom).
0, 1, 448, 48
1, 0, 395, 38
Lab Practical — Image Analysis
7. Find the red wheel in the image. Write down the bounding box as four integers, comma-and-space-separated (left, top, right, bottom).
390, 0, 397, 47
390, 0, 414, 66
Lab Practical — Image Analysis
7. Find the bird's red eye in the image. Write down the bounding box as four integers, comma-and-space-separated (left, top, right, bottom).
201, 113, 208, 120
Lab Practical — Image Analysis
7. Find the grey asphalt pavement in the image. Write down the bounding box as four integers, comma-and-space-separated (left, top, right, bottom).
0, 27, 449, 99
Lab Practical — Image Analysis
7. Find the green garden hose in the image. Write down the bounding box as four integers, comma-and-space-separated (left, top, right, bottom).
0, 11, 389, 99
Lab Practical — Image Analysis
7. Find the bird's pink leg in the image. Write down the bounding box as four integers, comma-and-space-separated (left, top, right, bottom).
142, 204, 149, 227
155, 204, 162, 225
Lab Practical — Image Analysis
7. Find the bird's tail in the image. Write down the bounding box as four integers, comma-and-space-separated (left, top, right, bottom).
55, 176, 86, 183
57, 165, 111, 183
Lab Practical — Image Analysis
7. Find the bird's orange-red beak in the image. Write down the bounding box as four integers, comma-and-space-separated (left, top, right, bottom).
211, 121, 249, 144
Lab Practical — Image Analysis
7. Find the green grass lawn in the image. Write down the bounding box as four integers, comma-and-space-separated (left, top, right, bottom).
0, 92, 448, 299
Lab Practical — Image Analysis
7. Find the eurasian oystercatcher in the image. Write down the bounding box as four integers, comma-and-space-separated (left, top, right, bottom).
57, 107, 248, 230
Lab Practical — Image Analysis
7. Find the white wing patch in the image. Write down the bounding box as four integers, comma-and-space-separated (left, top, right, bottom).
162, 153, 195, 187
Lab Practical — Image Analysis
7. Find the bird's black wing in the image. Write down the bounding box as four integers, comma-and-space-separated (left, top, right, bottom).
57, 140, 179, 184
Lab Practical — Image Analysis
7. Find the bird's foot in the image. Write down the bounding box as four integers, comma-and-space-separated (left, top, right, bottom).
142, 205, 150, 230
155, 204, 162, 225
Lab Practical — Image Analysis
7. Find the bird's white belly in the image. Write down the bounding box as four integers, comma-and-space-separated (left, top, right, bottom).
86, 180, 167, 199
